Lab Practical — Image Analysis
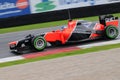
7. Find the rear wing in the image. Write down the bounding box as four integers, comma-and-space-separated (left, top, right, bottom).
99, 14, 118, 27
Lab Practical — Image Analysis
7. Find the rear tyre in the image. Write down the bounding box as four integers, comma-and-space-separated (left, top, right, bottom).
32, 36, 47, 51
105, 26, 119, 39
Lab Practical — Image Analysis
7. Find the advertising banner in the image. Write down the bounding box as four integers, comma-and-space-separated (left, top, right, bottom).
29, 0, 120, 14
0, 0, 31, 18
0, 0, 120, 18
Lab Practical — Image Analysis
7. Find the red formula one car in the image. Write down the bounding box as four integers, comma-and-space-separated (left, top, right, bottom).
9, 15, 119, 53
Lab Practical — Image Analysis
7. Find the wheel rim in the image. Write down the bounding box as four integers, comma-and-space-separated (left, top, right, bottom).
34, 38, 45, 50
108, 28, 117, 37
36, 39, 44, 48
106, 26, 118, 39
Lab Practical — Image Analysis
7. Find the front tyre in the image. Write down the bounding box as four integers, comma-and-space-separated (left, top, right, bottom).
32, 36, 47, 51
105, 26, 119, 39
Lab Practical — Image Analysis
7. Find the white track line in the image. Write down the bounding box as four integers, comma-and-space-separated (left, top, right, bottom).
0, 56, 24, 63
77, 39, 120, 49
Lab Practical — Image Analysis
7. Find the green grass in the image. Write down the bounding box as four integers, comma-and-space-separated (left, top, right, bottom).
0, 13, 120, 34
0, 43, 120, 68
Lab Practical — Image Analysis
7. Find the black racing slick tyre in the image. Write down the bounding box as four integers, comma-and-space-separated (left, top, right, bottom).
32, 36, 47, 51
105, 26, 119, 39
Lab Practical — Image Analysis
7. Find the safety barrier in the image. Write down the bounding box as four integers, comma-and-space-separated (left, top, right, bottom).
0, 2, 120, 28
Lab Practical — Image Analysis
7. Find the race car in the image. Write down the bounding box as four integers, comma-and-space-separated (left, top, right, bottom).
9, 14, 119, 53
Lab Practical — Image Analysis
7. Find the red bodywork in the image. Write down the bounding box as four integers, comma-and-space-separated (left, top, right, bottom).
44, 20, 77, 44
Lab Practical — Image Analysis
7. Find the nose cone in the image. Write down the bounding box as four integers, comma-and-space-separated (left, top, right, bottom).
8, 41, 18, 45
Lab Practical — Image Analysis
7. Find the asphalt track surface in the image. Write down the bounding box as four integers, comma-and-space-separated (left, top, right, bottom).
0, 22, 120, 58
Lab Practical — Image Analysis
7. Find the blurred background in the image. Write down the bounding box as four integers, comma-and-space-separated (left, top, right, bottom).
0, 0, 120, 28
